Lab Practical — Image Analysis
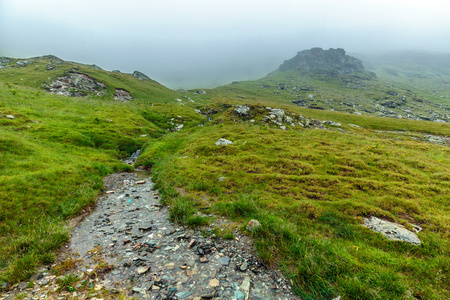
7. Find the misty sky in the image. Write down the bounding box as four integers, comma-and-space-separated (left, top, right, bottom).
1, 0, 449, 88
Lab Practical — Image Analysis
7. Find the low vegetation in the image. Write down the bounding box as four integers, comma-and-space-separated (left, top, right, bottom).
137, 109, 450, 299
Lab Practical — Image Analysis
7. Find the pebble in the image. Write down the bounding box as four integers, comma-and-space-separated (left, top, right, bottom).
209, 278, 219, 287
137, 266, 150, 274
219, 256, 231, 266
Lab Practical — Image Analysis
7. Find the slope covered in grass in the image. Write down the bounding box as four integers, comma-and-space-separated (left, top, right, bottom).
0, 74, 205, 284
137, 106, 450, 299
1, 53, 449, 299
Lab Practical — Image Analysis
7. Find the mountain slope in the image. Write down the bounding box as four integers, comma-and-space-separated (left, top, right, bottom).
1, 52, 450, 299
204, 48, 450, 123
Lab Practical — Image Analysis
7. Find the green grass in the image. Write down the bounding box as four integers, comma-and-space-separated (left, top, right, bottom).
137, 109, 450, 299
0, 74, 205, 284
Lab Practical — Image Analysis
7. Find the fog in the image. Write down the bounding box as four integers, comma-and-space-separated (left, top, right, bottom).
1, 0, 449, 88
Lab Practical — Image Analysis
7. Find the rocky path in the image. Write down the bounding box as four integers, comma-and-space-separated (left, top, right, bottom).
1, 171, 299, 299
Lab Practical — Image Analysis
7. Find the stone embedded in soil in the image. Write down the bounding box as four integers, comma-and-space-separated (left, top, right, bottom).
165, 262, 175, 269
137, 266, 150, 274
219, 256, 231, 266
209, 278, 220, 287
363, 216, 422, 245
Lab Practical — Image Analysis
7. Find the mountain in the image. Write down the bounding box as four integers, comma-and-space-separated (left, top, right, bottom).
0, 52, 449, 300
207, 48, 450, 123
279, 47, 368, 76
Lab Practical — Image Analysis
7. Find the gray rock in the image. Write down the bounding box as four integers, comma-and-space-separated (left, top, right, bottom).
90, 64, 102, 70
47, 73, 105, 97
197, 90, 206, 94
132, 286, 144, 293
173, 124, 184, 132
240, 276, 251, 300
363, 216, 422, 245
268, 108, 285, 124
130, 150, 141, 159
16, 59, 34, 67
240, 261, 248, 272
0, 57, 11, 64
219, 256, 231, 266
38, 278, 49, 286
234, 105, 251, 117
132, 70, 150, 80
215, 138, 233, 146
137, 266, 150, 274
175, 291, 192, 299
0, 65, 4, 69
234, 290, 245, 300
322, 120, 341, 126
6, 115, 14, 119
218, 177, 227, 182
424, 134, 450, 145
114, 88, 132, 102
18, 282, 28, 290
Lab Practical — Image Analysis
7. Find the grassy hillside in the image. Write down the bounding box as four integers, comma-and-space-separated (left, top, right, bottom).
0, 59, 206, 284
360, 51, 450, 108
1, 54, 450, 299
195, 64, 449, 124
137, 106, 450, 299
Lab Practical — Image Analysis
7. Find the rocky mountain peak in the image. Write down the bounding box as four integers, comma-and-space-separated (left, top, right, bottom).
279, 47, 366, 76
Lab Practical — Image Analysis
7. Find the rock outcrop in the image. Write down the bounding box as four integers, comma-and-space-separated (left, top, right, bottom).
114, 88, 132, 102
279, 48, 367, 76
46, 72, 105, 97
132, 70, 150, 80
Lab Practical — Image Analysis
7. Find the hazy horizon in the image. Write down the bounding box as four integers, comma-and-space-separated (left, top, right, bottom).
1, 0, 449, 89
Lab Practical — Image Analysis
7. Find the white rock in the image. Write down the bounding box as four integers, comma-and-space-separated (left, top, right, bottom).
6, 115, 14, 119
240, 276, 251, 300
215, 138, 233, 146
363, 216, 422, 245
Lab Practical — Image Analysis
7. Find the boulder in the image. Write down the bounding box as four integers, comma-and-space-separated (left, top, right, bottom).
363, 216, 422, 245
114, 88, 132, 102
132, 70, 150, 80
215, 138, 233, 146
16, 59, 34, 67
0, 57, 11, 64
234, 105, 251, 117
322, 120, 342, 126
47, 72, 105, 97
